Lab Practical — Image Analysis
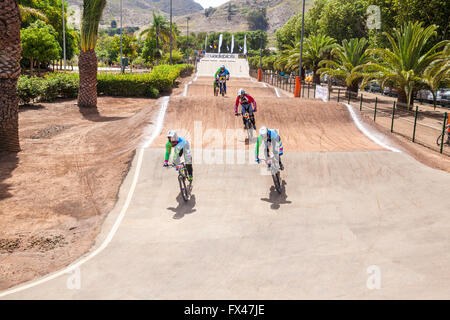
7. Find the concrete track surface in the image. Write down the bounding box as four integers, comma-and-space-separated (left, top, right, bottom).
2, 65, 450, 299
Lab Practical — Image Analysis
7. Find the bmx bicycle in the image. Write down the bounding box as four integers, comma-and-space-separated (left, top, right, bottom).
217, 76, 227, 96
259, 147, 282, 194
166, 162, 192, 201
236, 104, 256, 142
436, 126, 450, 146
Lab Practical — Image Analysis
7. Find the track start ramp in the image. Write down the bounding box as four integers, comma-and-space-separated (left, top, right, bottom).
197, 53, 250, 78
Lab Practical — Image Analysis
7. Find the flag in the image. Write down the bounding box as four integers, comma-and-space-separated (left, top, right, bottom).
227, 45, 230, 51
210, 45, 213, 49
205, 35, 208, 52
243, 34, 247, 55
231, 34, 234, 53
218, 34, 223, 53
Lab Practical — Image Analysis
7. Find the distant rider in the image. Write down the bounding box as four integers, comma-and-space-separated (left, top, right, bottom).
447, 118, 450, 144
234, 88, 257, 130
255, 126, 284, 171
215, 65, 230, 94
163, 130, 193, 181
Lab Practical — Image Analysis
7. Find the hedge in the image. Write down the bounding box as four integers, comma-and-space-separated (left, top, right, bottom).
17, 73, 78, 104
17, 64, 194, 104
97, 73, 160, 98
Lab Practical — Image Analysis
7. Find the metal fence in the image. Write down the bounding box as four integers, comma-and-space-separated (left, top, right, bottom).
250, 69, 320, 98
250, 69, 450, 156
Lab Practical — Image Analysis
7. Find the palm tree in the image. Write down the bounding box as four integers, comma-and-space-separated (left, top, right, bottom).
0, 0, 22, 152
140, 11, 175, 65
286, 34, 336, 84
362, 22, 449, 109
273, 48, 291, 73
77, 0, 106, 108
318, 38, 371, 94
422, 44, 450, 109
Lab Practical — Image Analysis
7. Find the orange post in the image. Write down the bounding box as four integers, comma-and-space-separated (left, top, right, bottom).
294, 76, 301, 97
257, 69, 262, 81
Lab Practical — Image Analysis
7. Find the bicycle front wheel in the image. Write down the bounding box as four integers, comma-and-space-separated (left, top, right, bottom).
437, 134, 443, 146
178, 175, 189, 201
272, 172, 282, 194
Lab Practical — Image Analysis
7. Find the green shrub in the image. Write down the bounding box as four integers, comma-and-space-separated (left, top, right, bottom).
17, 75, 45, 105
149, 64, 194, 92
41, 72, 79, 101
17, 64, 192, 103
97, 73, 159, 98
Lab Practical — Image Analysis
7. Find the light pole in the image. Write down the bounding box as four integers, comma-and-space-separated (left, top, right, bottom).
62, 0, 66, 71
294, 0, 306, 97
187, 17, 190, 63
258, 8, 264, 81
169, 0, 173, 65
120, 0, 123, 73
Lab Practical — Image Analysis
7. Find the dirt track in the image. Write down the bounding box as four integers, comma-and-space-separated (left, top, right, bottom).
2, 70, 450, 299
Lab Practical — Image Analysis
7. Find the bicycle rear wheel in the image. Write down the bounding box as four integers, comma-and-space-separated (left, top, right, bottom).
247, 124, 253, 141
178, 174, 189, 201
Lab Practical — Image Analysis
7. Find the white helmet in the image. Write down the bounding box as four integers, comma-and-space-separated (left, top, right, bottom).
259, 126, 268, 140
238, 88, 245, 96
167, 130, 178, 142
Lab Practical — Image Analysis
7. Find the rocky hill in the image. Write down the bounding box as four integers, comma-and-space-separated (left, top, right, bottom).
174, 0, 314, 34
67, 0, 204, 27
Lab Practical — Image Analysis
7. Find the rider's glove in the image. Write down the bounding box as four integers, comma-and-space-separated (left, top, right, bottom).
255, 157, 260, 163
163, 160, 169, 167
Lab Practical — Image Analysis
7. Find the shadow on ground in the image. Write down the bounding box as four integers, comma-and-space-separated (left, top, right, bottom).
78, 106, 126, 122
167, 193, 197, 219
260, 180, 292, 210
0, 152, 19, 201
19, 104, 46, 113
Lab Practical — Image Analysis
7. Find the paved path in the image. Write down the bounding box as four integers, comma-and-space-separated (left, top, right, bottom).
2, 60, 450, 299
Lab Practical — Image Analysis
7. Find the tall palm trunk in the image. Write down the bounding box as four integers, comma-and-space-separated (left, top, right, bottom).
77, 0, 106, 108
397, 89, 408, 108
347, 82, 359, 94
313, 68, 321, 85
0, 0, 22, 152
78, 50, 98, 108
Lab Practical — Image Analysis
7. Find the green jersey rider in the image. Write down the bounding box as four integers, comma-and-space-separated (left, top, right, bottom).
163, 130, 193, 181
255, 126, 284, 171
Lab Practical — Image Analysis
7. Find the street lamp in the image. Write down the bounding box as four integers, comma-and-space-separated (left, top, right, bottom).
120, 0, 123, 73
294, 0, 306, 97
62, 0, 66, 71
258, 8, 264, 81
187, 17, 190, 63
169, 0, 173, 65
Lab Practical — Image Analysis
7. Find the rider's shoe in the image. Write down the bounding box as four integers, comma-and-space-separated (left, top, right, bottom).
279, 162, 284, 171
253, 123, 256, 130
188, 175, 193, 182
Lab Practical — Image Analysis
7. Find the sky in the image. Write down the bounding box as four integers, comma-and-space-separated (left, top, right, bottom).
195, 0, 230, 8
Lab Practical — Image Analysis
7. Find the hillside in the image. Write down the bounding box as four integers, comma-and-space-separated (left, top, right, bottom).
67, 0, 203, 27
174, 0, 314, 34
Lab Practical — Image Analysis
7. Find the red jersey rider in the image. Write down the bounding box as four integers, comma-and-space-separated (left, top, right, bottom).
234, 88, 257, 130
